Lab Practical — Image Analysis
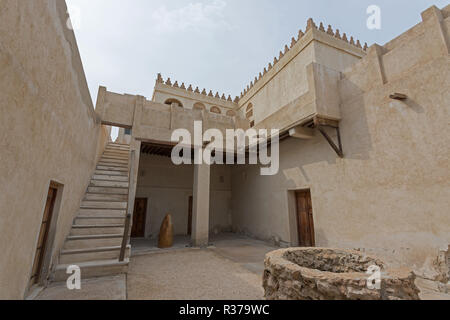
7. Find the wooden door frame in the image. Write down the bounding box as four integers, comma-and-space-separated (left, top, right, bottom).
131, 198, 147, 238
27, 181, 63, 295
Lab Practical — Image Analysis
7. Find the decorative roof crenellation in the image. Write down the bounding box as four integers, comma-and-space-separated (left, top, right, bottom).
240, 18, 368, 101
156, 73, 239, 104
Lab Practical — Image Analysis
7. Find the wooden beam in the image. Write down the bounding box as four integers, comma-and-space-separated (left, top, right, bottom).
314, 117, 339, 128
389, 93, 407, 100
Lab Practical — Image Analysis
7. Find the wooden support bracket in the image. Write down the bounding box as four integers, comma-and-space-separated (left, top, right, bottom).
318, 125, 344, 158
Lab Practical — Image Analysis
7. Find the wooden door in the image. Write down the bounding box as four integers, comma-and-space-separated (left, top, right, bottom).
29, 186, 58, 287
131, 198, 147, 238
296, 190, 315, 247
188, 196, 193, 236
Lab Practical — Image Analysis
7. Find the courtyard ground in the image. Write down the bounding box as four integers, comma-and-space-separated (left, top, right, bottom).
36, 234, 276, 300
35, 234, 449, 300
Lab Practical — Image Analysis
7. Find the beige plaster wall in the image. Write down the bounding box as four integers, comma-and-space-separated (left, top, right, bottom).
136, 155, 232, 238
231, 6, 450, 278
97, 88, 250, 147
238, 28, 364, 125
0, 0, 109, 299
153, 82, 237, 115
96, 87, 136, 128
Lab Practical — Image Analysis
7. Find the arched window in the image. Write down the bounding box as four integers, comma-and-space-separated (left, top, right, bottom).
210, 106, 222, 114
193, 102, 206, 111
226, 110, 236, 117
246, 103, 253, 112
164, 98, 183, 108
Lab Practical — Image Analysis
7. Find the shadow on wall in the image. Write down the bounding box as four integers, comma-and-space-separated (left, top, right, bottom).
403, 99, 425, 114
281, 77, 373, 185
336, 78, 372, 162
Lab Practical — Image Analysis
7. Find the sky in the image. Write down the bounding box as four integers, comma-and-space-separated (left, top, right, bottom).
66, 0, 448, 107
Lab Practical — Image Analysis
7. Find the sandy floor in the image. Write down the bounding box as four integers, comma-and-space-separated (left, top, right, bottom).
36, 275, 126, 300
35, 233, 449, 300
127, 249, 264, 300
127, 234, 276, 300
35, 234, 276, 300
415, 278, 450, 300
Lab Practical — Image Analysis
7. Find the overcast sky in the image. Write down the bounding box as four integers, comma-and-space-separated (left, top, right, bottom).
66, 0, 448, 105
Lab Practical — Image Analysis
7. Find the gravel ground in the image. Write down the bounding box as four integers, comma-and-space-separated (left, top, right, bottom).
127, 248, 265, 300
35, 275, 126, 300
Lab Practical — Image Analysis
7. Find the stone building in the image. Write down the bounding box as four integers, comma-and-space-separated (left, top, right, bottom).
0, 1, 448, 299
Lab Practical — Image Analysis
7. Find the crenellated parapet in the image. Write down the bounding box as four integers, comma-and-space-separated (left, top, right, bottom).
239, 18, 368, 100
156, 73, 239, 103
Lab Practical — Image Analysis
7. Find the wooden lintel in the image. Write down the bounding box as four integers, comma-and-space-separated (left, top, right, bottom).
100, 121, 132, 129
314, 117, 339, 128
389, 93, 408, 100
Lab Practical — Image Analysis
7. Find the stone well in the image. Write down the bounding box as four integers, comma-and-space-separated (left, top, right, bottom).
263, 248, 420, 300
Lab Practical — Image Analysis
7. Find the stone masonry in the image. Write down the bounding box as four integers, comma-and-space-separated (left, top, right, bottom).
263, 248, 420, 300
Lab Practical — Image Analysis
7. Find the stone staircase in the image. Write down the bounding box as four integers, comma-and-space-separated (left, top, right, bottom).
53, 142, 132, 282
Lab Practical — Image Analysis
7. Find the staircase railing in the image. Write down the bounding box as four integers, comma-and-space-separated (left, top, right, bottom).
119, 149, 136, 262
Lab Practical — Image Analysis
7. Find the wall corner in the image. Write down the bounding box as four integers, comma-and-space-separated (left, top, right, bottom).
421, 5, 443, 22
95, 86, 107, 121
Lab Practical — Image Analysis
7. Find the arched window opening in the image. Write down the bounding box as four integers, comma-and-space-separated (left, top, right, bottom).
193, 102, 206, 111
210, 106, 222, 114
226, 110, 236, 117
164, 98, 183, 108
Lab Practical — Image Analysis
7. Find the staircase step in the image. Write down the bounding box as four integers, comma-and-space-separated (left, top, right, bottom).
100, 158, 128, 164
98, 161, 128, 168
107, 143, 130, 148
87, 187, 128, 195
76, 216, 126, 225
64, 234, 123, 250
106, 146, 130, 152
59, 245, 131, 264
109, 142, 130, 146
91, 175, 129, 182
95, 170, 128, 177
81, 201, 127, 210
78, 208, 126, 217
102, 154, 129, 160
96, 165, 128, 172
104, 150, 129, 155
108, 143, 130, 147
103, 152, 128, 156
97, 162, 128, 169
104, 149, 130, 155
84, 193, 128, 202
103, 150, 129, 155
53, 259, 129, 282
90, 180, 129, 188
102, 156, 129, 162
53, 143, 133, 282
70, 224, 125, 236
